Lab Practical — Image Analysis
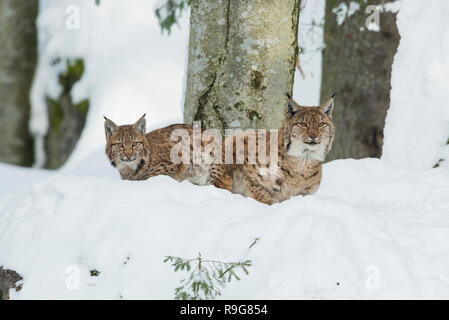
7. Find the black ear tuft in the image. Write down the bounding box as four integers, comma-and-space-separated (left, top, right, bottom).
104, 118, 118, 137
103, 116, 108, 120
332, 92, 337, 98
320, 96, 335, 117
286, 93, 296, 116
133, 115, 146, 134
287, 101, 296, 117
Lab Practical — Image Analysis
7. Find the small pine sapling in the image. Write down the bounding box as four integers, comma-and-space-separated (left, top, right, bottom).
164, 253, 251, 300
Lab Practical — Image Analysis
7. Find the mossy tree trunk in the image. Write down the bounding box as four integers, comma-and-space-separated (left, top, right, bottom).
184, 0, 301, 133
44, 59, 89, 169
321, 0, 400, 160
0, 0, 38, 166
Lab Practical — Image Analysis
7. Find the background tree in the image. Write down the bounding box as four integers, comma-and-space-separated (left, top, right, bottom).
0, 0, 37, 298
182, 0, 301, 133
0, 0, 38, 166
320, 0, 400, 160
0, 267, 22, 300
43, 59, 89, 169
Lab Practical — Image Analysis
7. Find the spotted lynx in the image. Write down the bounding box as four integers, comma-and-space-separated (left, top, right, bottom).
104, 115, 232, 190
225, 93, 335, 205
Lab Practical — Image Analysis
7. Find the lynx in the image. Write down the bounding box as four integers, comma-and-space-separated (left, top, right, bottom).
224, 93, 335, 205
104, 115, 232, 190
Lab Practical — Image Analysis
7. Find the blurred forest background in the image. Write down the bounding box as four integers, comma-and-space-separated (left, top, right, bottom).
0, 0, 400, 170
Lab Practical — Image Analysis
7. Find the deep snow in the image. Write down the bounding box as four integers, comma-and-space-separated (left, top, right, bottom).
1, 156, 449, 299
382, 0, 449, 169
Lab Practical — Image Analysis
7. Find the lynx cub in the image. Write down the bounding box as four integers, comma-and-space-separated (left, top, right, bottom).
104, 115, 232, 189
227, 94, 335, 205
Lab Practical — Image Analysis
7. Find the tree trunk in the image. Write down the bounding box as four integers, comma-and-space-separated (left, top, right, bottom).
0, 0, 37, 166
0, 267, 22, 300
184, 0, 301, 133
320, 0, 400, 160
44, 59, 89, 169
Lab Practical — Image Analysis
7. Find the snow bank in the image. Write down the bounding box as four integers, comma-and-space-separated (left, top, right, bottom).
1, 156, 449, 299
0, 164, 52, 196
383, 0, 449, 169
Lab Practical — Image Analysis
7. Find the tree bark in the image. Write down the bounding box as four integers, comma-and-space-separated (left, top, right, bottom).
0, 267, 22, 300
320, 0, 400, 160
44, 59, 89, 169
184, 0, 301, 133
0, 0, 37, 166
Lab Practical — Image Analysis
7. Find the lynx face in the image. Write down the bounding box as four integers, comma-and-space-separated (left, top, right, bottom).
104, 115, 149, 171
284, 96, 335, 161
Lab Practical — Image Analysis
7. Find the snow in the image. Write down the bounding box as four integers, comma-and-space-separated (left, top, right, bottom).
332, 1, 360, 26
378, 1, 401, 14
1, 156, 449, 299
383, 0, 449, 169
2, 0, 449, 300
0, 164, 52, 196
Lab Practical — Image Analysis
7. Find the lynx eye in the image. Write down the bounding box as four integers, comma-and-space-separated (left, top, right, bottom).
132, 142, 140, 147
318, 122, 327, 128
299, 122, 308, 128
117, 143, 124, 148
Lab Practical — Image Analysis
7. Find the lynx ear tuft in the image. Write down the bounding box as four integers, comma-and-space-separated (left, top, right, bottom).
285, 92, 291, 99
286, 95, 301, 117
104, 117, 118, 137
320, 95, 335, 117
332, 92, 337, 98
287, 101, 296, 117
133, 114, 146, 134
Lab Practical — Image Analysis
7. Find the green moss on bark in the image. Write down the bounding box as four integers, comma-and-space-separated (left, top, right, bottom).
45, 59, 90, 169
184, 0, 301, 134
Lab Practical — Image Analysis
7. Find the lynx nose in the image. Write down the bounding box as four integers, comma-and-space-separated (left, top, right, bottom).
309, 134, 318, 141
124, 152, 134, 160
